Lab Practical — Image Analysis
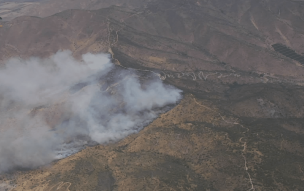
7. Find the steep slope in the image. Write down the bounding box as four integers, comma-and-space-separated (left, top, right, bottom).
23, 0, 154, 18
5, 94, 304, 190
0, 0, 154, 21
1, 0, 304, 82
0, 1, 39, 21
0, 0, 304, 190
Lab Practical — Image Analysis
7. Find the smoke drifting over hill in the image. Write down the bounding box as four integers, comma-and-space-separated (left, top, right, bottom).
0, 51, 182, 173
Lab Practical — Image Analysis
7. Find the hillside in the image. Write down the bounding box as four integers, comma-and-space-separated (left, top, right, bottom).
1, 0, 304, 190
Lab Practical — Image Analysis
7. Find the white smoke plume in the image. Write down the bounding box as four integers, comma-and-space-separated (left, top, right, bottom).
0, 50, 182, 173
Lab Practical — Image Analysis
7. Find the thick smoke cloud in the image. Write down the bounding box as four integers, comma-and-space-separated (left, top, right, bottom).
0, 51, 182, 173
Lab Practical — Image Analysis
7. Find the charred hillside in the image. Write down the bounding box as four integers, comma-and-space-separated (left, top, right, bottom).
0, 0, 304, 190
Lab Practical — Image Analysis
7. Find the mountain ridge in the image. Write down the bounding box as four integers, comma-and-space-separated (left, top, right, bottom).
1, 0, 304, 190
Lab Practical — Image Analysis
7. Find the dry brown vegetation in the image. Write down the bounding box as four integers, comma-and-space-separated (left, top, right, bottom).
1, 0, 304, 190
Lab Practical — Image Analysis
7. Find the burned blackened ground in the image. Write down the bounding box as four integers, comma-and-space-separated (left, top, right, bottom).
1, 0, 304, 190
8, 78, 304, 190
272, 43, 304, 65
